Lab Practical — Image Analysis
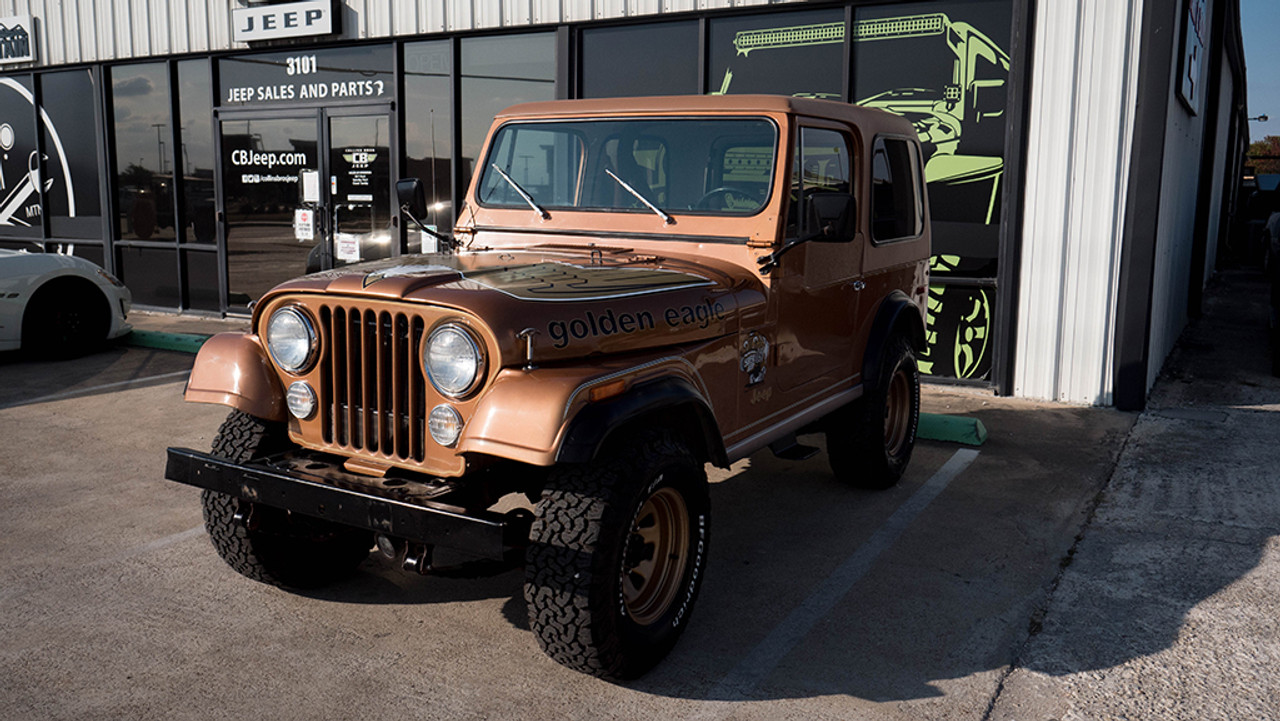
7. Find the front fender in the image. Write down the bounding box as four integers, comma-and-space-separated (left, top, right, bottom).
557, 376, 725, 466
184, 333, 286, 422
459, 356, 717, 467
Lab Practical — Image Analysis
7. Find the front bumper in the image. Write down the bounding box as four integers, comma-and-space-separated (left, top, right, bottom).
165, 447, 523, 560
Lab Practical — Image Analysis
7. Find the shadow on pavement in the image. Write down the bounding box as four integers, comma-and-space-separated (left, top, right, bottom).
0, 341, 193, 408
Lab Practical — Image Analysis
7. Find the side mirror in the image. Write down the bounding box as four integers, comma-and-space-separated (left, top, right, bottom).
808, 192, 856, 241
396, 178, 428, 219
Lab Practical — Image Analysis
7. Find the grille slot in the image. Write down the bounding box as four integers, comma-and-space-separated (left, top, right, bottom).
320, 305, 427, 462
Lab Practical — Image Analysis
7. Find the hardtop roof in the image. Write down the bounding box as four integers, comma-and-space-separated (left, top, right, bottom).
495, 94, 914, 134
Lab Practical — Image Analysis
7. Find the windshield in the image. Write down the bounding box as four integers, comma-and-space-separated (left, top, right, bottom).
476, 117, 778, 217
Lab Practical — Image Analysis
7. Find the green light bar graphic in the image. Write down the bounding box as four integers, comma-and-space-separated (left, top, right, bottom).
855, 13, 947, 41
733, 23, 845, 56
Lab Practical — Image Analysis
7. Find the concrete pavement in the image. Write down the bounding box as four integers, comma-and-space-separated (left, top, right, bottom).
0, 269, 1275, 719
989, 268, 1280, 720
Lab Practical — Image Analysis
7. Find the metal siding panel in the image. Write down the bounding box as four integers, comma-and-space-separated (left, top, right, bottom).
563, 0, 593, 22
530, 0, 561, 25
504, 0, 532, 25
1146, 1, 1210, 391
364, 0, 392, 38
1016, 0, 1142, 405
129, 0, 147, 57
447, 0, 472, 31
475, 0, 502, 28
209, 0, 232, 52
425, 0, 448, 33
153, 0, 172, 56
108, 0, 128, 58
1203, 54, 1233, 282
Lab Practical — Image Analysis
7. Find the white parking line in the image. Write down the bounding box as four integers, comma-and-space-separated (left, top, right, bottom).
114, 525, 207, 561
698, 448, 981, 711
0, 370, 190, 410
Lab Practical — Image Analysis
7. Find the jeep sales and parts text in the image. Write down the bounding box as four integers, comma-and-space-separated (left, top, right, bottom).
225, 54, 387, 104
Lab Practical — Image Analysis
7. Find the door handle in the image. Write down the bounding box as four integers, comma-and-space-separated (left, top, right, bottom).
852, 280, 866, 291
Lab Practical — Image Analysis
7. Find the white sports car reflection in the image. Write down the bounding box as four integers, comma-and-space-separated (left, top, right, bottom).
0, 248, 132, 356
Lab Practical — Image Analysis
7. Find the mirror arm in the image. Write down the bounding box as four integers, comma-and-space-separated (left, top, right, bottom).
399, 204, 452, 247
756, 224, 831, 275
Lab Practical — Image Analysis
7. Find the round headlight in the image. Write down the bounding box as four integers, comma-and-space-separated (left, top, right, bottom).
425, 324, 484, 397
266, 307, 317, 373
428, 404, 464, 447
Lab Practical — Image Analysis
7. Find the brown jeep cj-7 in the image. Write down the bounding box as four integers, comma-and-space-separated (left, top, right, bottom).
165, 94, 930, 679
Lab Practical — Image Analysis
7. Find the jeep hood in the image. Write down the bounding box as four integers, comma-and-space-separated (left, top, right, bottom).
262, 245, 766, 365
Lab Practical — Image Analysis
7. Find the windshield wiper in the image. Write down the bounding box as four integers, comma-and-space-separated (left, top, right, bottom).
490, 164, 549, 220
605, 169, 674, 225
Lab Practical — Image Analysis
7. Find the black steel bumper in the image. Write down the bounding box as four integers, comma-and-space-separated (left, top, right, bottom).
165, 447, 519, 560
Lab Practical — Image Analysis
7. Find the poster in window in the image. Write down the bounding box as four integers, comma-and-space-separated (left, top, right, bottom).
707, 9, 845, 99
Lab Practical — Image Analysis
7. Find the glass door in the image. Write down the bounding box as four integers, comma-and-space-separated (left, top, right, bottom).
217, 107, 393, 312
327, 112, 392, 268
220, 114, 319, 311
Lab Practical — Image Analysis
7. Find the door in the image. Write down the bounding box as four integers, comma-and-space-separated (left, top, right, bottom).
773, 125, 862, 392
327, 111, 392, 270
218, 107, 393, 312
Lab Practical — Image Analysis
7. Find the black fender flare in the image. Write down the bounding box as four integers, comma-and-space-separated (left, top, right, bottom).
862, 290, 927, 390
556, 376, 728, 467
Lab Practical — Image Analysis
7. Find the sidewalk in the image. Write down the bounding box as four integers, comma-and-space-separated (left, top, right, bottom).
128, 308, 249, 337
990, 268, 1280, 719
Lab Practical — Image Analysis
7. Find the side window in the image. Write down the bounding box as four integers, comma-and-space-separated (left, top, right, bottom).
786, 127, 853, 237
871, 137, 924, 242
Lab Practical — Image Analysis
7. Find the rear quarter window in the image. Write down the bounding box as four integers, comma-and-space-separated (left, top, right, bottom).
870, 136, 924, 242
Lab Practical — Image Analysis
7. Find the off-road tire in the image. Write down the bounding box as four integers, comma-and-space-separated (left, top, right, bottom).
201, 410, 371, 589
524, 432, 710, 680
827, 336, 920, 489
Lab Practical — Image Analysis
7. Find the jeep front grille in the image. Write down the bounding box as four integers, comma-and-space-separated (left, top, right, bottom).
319, 305, 429, 462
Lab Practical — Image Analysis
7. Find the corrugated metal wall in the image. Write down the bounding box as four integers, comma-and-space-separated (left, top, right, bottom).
1146, 1, 1211, 391
0, 0, 784, 66
1013, 0, 1146, 405
1203, 49, 1234, 285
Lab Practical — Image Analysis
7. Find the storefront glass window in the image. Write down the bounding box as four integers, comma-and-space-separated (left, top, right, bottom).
110, 63, 176, 242
219, 45, 393, 109
404, 40, 454, 247
178, 59, 216, 244
854, 0, 1012, 381
117, 246, 179, 307
460, 33, 556, 193
708, 9, 845, 98
220, 116, 318, 310
182, 249, 220, 311
117, 245, 179, 307
0, 74, 42, 239
40, 69, 104, 239
581, 21, 699, 98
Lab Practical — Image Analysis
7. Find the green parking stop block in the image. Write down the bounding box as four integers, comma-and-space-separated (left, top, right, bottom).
124, 330, 211, 355
918, 412, 987, 446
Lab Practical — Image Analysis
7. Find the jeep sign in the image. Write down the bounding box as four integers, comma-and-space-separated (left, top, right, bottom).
233, 0, 333, 43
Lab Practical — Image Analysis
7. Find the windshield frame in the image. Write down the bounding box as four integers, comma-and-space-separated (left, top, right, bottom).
472, 115, 782, 220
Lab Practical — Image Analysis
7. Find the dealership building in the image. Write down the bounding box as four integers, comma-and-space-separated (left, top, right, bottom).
0, 0, 1247, 409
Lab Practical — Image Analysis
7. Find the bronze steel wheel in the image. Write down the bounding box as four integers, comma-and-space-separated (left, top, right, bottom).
525, 432, 710, 680
885, 365, 914, 457
622, 487, 691, 626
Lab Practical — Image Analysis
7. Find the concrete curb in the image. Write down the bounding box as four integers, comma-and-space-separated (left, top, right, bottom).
919, 412, 988, 446
124, 330, 211, 355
